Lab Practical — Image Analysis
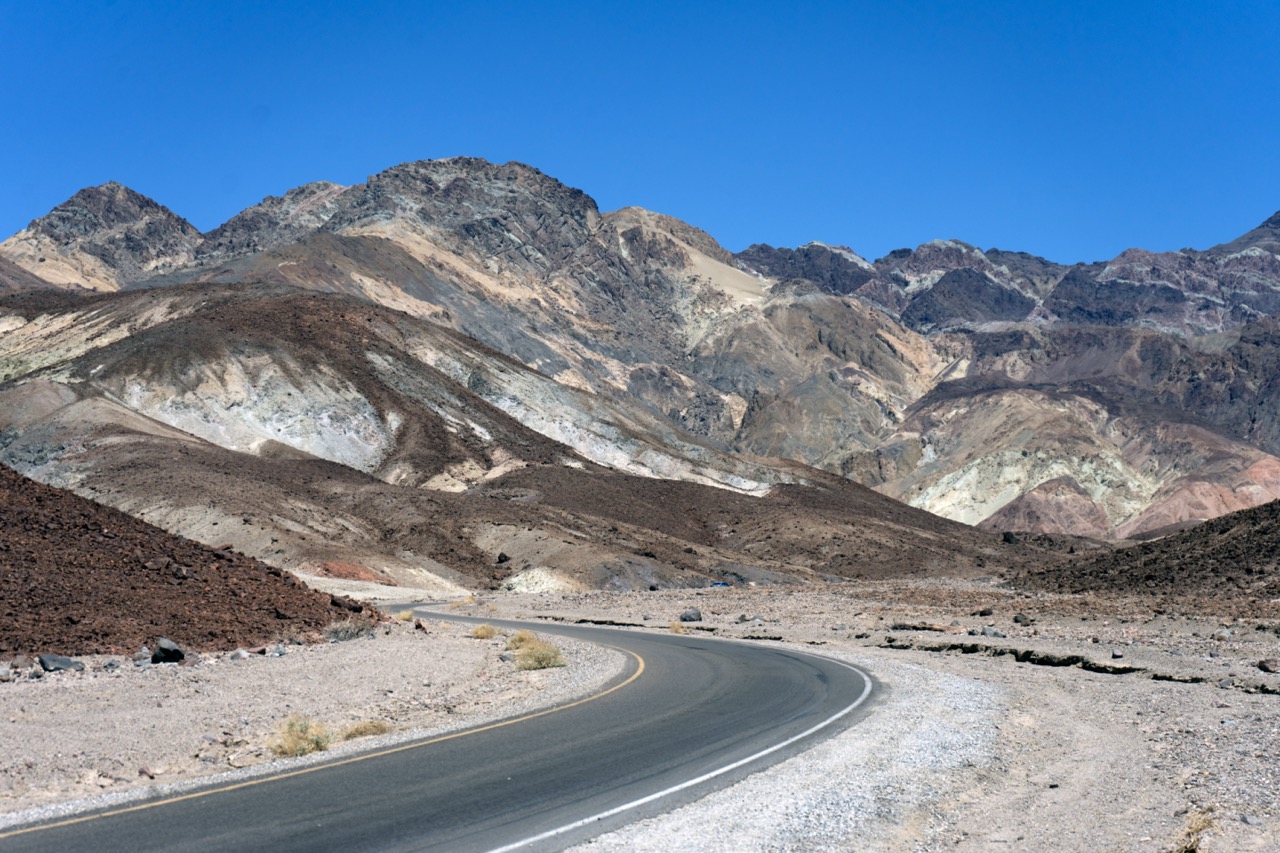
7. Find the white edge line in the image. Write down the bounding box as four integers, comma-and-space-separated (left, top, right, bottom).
485, 656, 875, 853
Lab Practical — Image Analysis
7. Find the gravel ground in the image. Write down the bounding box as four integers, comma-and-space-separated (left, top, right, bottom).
0, 612, 624, 829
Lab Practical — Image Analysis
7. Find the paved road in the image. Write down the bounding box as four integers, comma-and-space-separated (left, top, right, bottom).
0, 612, 876, 852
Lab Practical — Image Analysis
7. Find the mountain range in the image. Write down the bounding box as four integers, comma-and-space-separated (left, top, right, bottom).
3, 157, 1280, 591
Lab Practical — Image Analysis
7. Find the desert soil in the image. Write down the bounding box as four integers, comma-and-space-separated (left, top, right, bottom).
4, 578, 1279, 851
0, 612, 624, 827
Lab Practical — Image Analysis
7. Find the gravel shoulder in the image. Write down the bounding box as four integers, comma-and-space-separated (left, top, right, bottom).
0, 611, 624, 828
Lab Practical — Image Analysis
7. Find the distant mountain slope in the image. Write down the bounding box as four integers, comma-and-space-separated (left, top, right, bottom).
3, 158, 1280, 543
0, 283, 1035, 592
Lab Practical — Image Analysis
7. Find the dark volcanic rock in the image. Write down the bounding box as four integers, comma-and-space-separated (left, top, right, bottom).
37, 653, 84, 672
900, 268, 1035, 331
151, 637, 185, 664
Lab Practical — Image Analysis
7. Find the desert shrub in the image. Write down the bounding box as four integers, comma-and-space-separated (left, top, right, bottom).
469, 623, 497, 639
1168, 807, 1216, 853
394, 609, 414, 622
515, 639, 565, 671
342, 720, 393, 741
324, 618, 372, 642
669, 621, 687, 634
505, 629, 537, 650
270, 715, 332, 757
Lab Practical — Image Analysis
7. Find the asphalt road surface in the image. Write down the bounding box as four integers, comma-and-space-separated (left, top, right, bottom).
0, 612, 876, 852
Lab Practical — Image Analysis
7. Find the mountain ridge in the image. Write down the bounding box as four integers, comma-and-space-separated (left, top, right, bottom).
4, 158, 1280, 548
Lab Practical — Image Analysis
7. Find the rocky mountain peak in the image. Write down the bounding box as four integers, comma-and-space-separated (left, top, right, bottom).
325, 157, 604, 271
27, 182, 200, 250
1210, 209, 1280, 255
0, 182, 200, 291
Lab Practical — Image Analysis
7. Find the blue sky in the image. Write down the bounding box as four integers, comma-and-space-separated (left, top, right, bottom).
2, 1, 1277, 264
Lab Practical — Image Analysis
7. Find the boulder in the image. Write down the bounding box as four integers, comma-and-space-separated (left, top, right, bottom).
38, 653, 85, 673
679, 608, 703, 623
151, 638, 185, 664
1258, 659, 1280, 674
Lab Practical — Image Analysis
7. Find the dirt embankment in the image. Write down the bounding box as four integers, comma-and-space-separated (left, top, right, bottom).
0, 463, 373, 656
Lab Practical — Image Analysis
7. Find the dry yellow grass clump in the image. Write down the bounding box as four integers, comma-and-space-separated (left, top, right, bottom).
505, 629, 565, 670
342, 720, 393, 741
269, 714, 332, 757
669, 621, 687, 634
469, 623, 498, 639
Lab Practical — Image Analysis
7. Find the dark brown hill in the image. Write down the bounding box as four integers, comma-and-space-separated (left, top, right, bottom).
0, 462, 373, 656
1016, 498, 1280, 615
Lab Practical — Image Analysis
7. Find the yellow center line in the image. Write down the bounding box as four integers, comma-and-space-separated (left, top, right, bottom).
0, 640, 645, 842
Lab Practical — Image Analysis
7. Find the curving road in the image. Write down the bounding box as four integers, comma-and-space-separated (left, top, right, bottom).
0, 612, 876, 852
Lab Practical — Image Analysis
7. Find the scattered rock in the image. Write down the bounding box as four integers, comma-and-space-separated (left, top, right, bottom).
496, 552, 510, 564
1258, 659, 1280, 673
679, 608, 703, 623
10, 654, 35, 669
151, 638, 185, 664
1111, 650, 1124, 659
133, 647, 152, 663
38, 653, 85, 673
1013, 613, 1033, 625
972, 607, 994, 617
229, 649, 250, 660
980, 626, 1006, 638
499, 652, 514, 662
1218, 677, 1234, 689
1212, 628, 1232, 641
